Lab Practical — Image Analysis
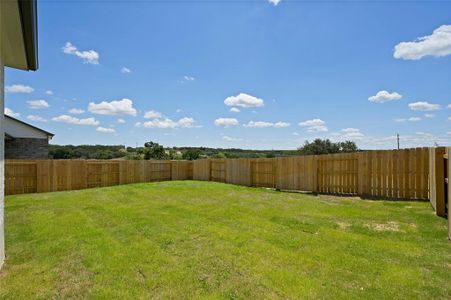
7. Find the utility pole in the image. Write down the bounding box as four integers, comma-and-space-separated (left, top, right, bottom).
397, 134, 400, 150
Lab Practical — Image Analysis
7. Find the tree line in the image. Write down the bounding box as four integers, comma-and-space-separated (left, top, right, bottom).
49, 139, 359, 160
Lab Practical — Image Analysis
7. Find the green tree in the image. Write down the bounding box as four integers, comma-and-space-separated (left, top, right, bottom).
298, 139, 358, 155
182, 149, 202, 160
143, 141, 167, 160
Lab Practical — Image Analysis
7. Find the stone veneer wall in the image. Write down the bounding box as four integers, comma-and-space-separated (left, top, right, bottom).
5, 138, 49, 159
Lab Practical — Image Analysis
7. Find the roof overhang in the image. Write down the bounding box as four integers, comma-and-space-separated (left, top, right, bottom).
0, 0, 38, 71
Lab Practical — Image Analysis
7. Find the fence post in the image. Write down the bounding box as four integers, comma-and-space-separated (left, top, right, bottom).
429, 147, 446, 217
357, 152, 365, 197
446, 147, 450, 240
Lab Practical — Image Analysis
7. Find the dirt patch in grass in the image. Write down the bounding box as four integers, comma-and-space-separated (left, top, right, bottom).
365, 221, 400, 232
336, 222, 351, 230
53, 254, 93, 299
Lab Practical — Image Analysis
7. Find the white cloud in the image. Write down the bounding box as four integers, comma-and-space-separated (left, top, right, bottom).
121, 67, 131, 74
176, 108, 182, 113
243, 121, 290, 128
448, 116, 451, 121
230, 107, 240, 113
292, 132, 300, 136
45, 90, 53, 95
88, 98, 137, 116
448, 104, 451, 108
394, 25, 451, 60
96, 127, 116, 133
62, 42, 99, 64
27, 115, 47, 122
184, 75, 195, 81
142, 118, 177, 129
244, 121, 274, 128
268, 0, 282, 6
140, 117, 198, 129
68, 108, 85, 114
223, 136, 243, 142
408, 117, 422, 122
408, 101, 441, 111
298, 118, 328, 132
27, 100, 50, 109
52, 115, 99, 126
214, 118, 239, 127
177, 117, 197, 128
368, 90, 402, 103
5, 108, 20, 117
394, 118, 406, 122
224, 93, 264, 108
5, 84, 34, 93
117, 118, 126, 124
424, 113, 435, 118
332, 128, 365, 141
274, 121, 290, 128
144, 110, 162, 119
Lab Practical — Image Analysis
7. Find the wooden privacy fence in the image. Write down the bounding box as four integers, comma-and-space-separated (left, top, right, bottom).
5, 160, 192, 195
4, 147, 445, 203
191, 148, 431, 201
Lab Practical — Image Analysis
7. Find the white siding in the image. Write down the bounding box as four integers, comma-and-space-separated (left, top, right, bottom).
5, 117, 49, 139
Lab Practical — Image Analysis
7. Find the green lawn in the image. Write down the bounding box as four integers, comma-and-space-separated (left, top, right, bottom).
1, 181, 450, 299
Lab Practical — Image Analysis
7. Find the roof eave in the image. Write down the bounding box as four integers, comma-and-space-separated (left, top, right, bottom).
18, 0, 38, 71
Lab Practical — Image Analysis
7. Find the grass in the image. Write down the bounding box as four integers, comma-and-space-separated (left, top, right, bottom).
1, 181, 450, 299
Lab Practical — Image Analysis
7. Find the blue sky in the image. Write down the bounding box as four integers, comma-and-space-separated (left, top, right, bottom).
4, 0, 451, 149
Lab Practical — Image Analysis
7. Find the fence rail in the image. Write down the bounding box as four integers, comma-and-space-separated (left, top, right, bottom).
3, 147, 442, 203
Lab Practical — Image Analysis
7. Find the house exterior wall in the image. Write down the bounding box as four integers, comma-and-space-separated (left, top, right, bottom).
5, 138, 49, 159
1, 51, 5, 268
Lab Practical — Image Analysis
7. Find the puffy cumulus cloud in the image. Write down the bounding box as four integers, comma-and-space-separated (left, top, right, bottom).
230, 107, 240, 113
62, 42, 99, 64
27, 115, 47, 122
408, 101, 440, 111
298, 118, 328, 132
424, 113, 435, 118
224, 93, 264, 108
394, 117, 423, 122
27, 100, 50, 109
368, 90, 402, 103
5, 107, 20, 117
144, 110, 163, 119
408, 117, 422, 122
340, 128, 364, 138
88, 98, 137, 116
138, 117, 198, 129
223, 136, 243, 142
268, 0, 282, 6
184, 75, 195, 81
117, 118, 126, 124
177, 117, 197, 128
274, 121, 290, 128
45, 90, 53, 95
214, 118, 239, 127
244, 121, 273, 128
52, 115, 100, 126
96, 127, 116, 133
394, 25, 451, 60
121, 67, 131, 74
68, 108, 85, 114
6, 84, 34, 93
243, 121, 290, 128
